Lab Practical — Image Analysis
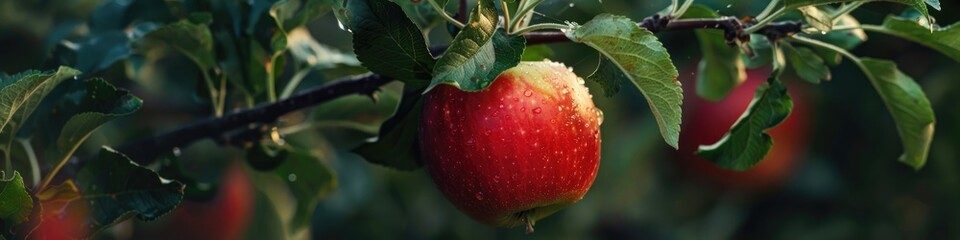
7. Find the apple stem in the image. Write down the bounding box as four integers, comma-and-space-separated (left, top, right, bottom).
522, 210, 536, 234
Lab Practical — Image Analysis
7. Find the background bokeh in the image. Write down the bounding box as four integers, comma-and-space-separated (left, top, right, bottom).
2, 0, 959, 239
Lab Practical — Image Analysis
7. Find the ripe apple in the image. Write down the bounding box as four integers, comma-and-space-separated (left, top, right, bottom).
419, 61, 602, 232
677, 69, 811, 190
154, 163, 255, 240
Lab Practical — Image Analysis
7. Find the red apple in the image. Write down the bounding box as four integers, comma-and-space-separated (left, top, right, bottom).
153, 163, 255, 240
420, 61, 602, 232
678, 69, 811, 190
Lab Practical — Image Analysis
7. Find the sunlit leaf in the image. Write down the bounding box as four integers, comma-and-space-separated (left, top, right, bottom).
798, 6, 833, 33
859, 58, 935, 169
868, 15, 960, 63
783, 0, 935, 28
0, 67, 81, 154
287, 28, 360, 69
567, 14, 682, 148
785, 45, 831, 83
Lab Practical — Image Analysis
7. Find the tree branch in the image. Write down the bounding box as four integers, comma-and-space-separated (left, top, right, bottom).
115, 73, 392, 165
97, 15, 803, 167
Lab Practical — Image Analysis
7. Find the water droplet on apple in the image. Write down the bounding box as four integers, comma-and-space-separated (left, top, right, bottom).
596, 108, 605, 125
520, 107, 526, 112
562, 88, 569, 94
532, 107, 542, 114
499, 104, 504, 109
523, 89, 533, 97
513, 97, 519, 101
475, 192, 484, 201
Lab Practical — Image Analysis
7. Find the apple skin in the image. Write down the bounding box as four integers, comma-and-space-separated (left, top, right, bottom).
420, 61, 602, 228
678, 69, 811, 190
158, 163, 255, 240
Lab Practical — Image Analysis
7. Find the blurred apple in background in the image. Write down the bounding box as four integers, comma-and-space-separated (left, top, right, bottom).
677, 69, 812, 191
140, 163, 254, 240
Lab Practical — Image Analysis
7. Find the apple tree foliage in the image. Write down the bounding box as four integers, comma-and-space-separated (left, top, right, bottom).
0, 0, 951, 238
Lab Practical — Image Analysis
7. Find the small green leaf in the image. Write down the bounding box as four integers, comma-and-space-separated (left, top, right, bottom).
0, 67, 81, 153
0, 172, 33, 226
869, 15, 960, 63
74, 147, 184, 236
430, 0, 525, 91
859, 58, 935, 169
798, 6, 833, 33
138, 20, 216, 71
350, 0, 436, 87
696, 75, 794, 171
353, 86, 424, 170
274, 150, 336, 232
55, 78, 142, 168
567, 14, 682, 148
682, 4, 745, 101
785, 45, 831, 83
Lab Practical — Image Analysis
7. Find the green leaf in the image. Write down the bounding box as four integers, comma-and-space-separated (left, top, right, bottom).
430, 0, 525, 91
138, 20, 216, 71
859, 58, 935, 169
353, 86, 424, 170
54, 78, 142, 169
567, 14, 682, 148
287, 28, 360, 69
0, 172, 33, 226
350, 0, 436, 87
74, 147, 184, 236
274, 150, 336, 232
395, 0, 447, 30
783, 0, 934, 26
869, 16, 960, 63
682, 4, 745, 101
270, 0, 330, 32
798, 6, 833, 33
809, 13, 866, 65
785, 45, 831, 83
0, 67, 81, 153
310, 86, 402, 134
696, 75, 794, 171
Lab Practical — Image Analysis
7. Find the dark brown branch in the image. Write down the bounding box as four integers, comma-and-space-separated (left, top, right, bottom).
115, 73, 392, 165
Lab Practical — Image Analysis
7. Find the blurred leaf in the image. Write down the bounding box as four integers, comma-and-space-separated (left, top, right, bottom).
520, 45, 554, 61
350, 0, 435, 88
587, 56, 627, 97
74, 147, 184, 236
246, 142, 288, 171
287, 28, 360, 69
859, 58, 935, 169
798, 6, 832, 33
683, 4, 745, 101
785, 45, 831, 83
0, 172, 33, 226
567, 13, 682, 148
274, 150, 336, 232
271, 0, 330, 32
696, 74, 793, 171
310, 87, 401, 134
36, 180, 79, 203
430, 0, 525, 91
869, 15, 960, 63
139, 20, 216, 71
353, 86, 423, 170
783, 0, 934, 27
58, 31, 132, 75
742, 35, 773, 68
243, 189, 287, 239
54, 78, 142, 171
0, 67, 80, 154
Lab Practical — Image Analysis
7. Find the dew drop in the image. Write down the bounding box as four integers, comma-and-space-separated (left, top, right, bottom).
288, 173, 297, 182
499, 104, 504, 109
172, 147, 181, 157
596, 108, 605, 125
561, 88, 569, 94
726, 4, 732, 8
520, 107, 526, 112
523, 89, 533, 97
532, 107, 542, 114
475, 192, 484, 201
568, 3, 575, 7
